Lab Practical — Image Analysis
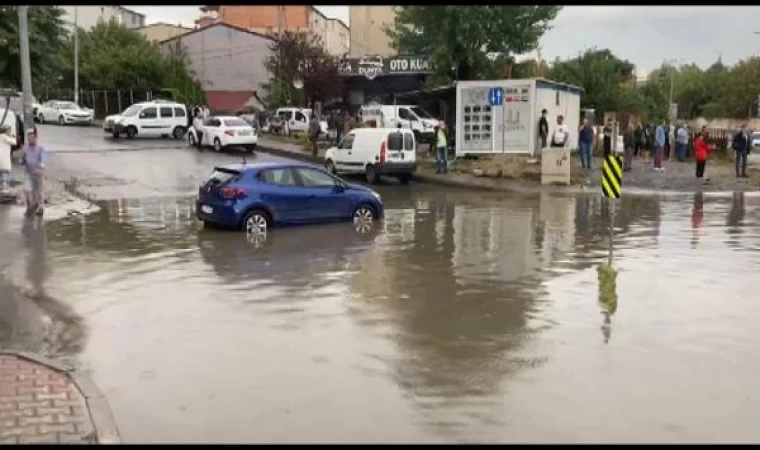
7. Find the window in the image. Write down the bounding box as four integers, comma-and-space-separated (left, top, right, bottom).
279, 111, 293, 121
159, 107, 173, 118
203, 117, 221, 127
403, 133, 414, 151
174, 107, 186, 117
258, 168, 297, 186
387, 132, 403, 151
295, 111, 306, 122
139, 107, 157, 119
296, 168, 337, 188
339, 134, 354, 150
223, 118, 248, 127
398, 108, 414, 121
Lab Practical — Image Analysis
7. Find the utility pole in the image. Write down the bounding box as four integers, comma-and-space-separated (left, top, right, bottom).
74, 6, 79, 105
18, 6, 34, 127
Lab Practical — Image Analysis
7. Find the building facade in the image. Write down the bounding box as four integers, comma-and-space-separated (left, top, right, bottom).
158, 23, 273, 113
195, 6, 349, 56
349, 6, 397, 57
137, 23, 192, 43
60, 6, 145, 31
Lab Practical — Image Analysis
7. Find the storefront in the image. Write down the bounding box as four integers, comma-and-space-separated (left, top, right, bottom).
338, 56, 432, 112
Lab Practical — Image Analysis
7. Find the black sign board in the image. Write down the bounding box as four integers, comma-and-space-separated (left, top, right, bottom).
339, 56, 433, 79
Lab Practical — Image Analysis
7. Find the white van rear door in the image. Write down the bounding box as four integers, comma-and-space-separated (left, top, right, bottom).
385, 131, 405, 162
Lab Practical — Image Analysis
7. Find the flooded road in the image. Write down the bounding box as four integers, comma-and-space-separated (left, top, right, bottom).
4, 183, 760, 443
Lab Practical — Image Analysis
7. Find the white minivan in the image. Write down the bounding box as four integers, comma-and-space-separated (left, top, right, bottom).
104, 100, 188, 139
324, 128, 417, 184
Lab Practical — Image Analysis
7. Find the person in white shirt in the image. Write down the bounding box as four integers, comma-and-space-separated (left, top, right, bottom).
550, 115, 569, 148
0, 120, 16, 194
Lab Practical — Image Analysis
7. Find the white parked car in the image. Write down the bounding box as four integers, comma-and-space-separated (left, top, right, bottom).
188, 115, 257, 153
752, 131, 760, 150
36, 100, 94, 125
104, 100, 187, 139
324, 128, 417, 184
274, 107, 328, 136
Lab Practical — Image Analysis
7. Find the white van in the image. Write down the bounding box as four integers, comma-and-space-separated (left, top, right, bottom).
324, 128, 417, 184
104, 100, 188, 139
360, 104, 438, 140
274, 107, 328, 136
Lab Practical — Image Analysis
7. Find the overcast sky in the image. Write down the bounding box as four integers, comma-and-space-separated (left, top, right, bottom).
131, 6, 760, 73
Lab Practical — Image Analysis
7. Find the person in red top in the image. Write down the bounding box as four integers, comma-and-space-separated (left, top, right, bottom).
694, 131, 716, 181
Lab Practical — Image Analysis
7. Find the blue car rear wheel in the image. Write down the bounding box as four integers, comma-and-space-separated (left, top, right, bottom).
242, 209, 270, 234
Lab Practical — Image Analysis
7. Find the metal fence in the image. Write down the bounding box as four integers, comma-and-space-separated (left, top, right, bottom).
37, 88, 156, 120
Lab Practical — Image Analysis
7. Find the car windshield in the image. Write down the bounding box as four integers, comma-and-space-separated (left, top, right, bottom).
57, 102, 79, 110
224, 118, 249, 127
121, 105, 141, 117
410, 107, 434, 119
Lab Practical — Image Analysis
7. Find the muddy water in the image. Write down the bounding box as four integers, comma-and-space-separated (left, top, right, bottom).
6, 187, 760, 443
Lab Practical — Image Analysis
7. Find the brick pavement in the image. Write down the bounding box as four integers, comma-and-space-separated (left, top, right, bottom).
0, 354, 96, 444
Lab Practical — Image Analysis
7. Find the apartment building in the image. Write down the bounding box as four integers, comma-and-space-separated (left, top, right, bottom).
196, 6, 349, 56
137, 23, 192, 43
60, 6, 145, 30
349, 6, 397, 57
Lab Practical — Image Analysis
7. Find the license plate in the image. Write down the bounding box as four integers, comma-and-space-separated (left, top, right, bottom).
201, 205, 213, 214
238, 130, 250, 136
389, 152, 400, 158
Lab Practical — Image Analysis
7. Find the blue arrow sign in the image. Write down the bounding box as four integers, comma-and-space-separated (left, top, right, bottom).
488, 87, 503, 106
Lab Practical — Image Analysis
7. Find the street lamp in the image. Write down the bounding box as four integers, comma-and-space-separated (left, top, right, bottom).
664, 58, 684, 121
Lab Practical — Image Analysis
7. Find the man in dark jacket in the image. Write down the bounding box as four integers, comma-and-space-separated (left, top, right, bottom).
538, 109, 549, 149
732, 124, 752, 178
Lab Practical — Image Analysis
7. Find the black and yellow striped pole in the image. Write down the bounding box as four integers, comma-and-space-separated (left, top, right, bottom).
599, 153, 622, 343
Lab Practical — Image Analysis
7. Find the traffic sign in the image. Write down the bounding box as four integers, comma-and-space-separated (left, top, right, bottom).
602, 154, 623, 199
488, 87, 503, 106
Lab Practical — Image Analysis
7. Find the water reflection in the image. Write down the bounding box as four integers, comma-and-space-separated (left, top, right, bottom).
28, 188, 760, 443
0, 217, 87, 358
691, 193, 704, 248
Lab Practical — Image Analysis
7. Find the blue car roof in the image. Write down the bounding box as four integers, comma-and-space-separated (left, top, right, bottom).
215, 162, 316, 173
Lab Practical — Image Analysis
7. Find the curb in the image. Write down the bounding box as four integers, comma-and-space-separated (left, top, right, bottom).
0, 350, 122, 444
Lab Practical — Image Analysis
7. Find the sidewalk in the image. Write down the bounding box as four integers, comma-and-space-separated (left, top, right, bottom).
256, 136, 760, 194
0, 352, 120, 444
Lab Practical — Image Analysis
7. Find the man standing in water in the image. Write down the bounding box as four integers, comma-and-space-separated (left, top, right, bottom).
23, 127, 46, 216
654, 120, 666, 172
732, 124, 752, 178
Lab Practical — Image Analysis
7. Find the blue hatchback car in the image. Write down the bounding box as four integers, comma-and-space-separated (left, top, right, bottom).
195, 162, 384, 233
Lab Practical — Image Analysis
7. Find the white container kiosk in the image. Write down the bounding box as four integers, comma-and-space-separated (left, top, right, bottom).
455, 78, 583, 157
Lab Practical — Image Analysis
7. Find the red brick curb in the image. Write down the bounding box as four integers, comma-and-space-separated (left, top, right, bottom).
0, 351, 121, 444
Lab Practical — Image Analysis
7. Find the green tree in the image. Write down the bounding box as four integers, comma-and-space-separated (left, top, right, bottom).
55, 20, 201, 102
386, 6, 561, 83
59, 20, 165, 91
0, 6, 68, 90
263, 30, 344, 110
721, 56, 760, 119
548, 48, 636, 117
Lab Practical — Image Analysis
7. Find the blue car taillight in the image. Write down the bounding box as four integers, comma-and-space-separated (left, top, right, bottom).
219, 187, 246, 200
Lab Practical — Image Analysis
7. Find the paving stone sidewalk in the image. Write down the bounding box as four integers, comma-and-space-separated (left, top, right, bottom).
0, 353, 119, 444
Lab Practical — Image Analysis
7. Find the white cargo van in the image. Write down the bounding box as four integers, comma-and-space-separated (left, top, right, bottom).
104, 100, 188, 139
360, 104, 438, 141
324, 128, 417, 184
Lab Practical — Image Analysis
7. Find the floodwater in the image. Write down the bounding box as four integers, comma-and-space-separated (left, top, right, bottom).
3, 186, 760, 443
